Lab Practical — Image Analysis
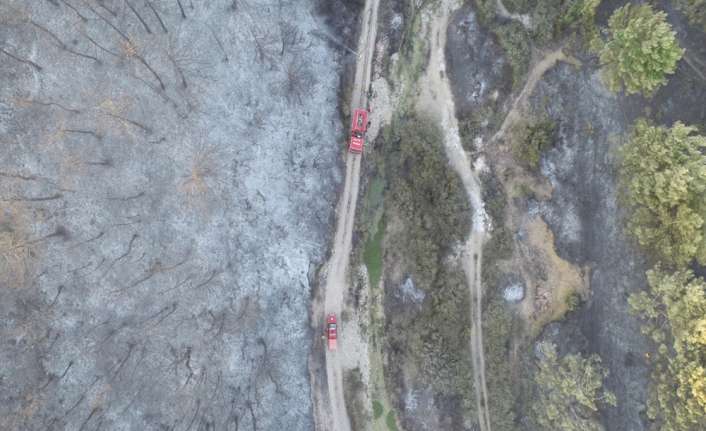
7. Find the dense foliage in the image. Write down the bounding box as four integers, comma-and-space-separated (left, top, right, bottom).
619, 120, 706, 267
628, 267, 706, 430
378, 116, 475, 419
531, 342, 616, 431
597, 4, 684, 95
381, 115, 471, 286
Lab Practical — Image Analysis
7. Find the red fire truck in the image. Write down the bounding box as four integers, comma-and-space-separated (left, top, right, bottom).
348, 108, 368, 154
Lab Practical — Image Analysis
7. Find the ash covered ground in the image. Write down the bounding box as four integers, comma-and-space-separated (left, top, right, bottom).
0, 0, 351, 429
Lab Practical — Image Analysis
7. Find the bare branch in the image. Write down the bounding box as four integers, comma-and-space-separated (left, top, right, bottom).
95, 0, 118, 16
60, 0, 89, 22
0, 47, 42, 71
82, 31, 121, 58
176, 0, 186, 18
121, 40, 166, 91
125, 0, 152, 34
146, 0, 168, 33
30, 20, 101, 63
211, 28, 229, 63
82, 1, 130, 42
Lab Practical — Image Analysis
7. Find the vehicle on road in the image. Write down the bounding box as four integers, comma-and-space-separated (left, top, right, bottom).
348, 108, 368, 154
327, 313, 338, 351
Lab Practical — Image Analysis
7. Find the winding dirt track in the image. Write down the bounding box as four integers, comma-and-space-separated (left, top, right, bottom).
311, 0, 379, 429
416, 1, 491, 430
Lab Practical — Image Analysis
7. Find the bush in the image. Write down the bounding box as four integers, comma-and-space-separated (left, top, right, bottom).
483, 300, 519, 431
532, 0, 600, 45
386, 410, 399, 431
380, 115, 471, 287
493, 22, 531, 89
512, 118, 557, 170
596, 4, 684, 96
378, 115, 475, 422
372, 400, 384, 419
619, 120, 706, 267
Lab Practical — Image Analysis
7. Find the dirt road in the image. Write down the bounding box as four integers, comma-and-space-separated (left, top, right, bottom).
416, 1, 492, 430
311, 0, 380, 429
493, 47, 571, 143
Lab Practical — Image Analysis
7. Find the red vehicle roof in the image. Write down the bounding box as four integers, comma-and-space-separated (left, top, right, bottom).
349, 109, 368, 154
327, 313, 337, 351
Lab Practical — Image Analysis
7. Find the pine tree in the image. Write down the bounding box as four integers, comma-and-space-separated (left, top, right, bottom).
598, 4, 684, 95
620, 120, 706, 267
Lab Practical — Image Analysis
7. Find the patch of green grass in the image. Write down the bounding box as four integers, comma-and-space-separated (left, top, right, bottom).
364, 215, 385, 288
362, 175, 385, 288
385, 410, 399, 431
372, 400, 384, 419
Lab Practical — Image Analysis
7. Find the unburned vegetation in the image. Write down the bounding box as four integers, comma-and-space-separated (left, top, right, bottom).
368, 114, 475, 428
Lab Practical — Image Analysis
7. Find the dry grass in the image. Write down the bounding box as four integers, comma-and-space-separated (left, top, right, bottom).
517, 217, 589, 336
120, 40, 139, 58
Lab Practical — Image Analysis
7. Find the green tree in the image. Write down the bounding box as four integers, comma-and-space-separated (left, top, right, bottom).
597, 4, 684, 95
620, 120, 706, 267
531, 342, 617, 431
629, 267, 706, 430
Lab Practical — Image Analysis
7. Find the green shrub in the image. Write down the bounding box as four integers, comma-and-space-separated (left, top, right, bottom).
380, 115, 471, 287
372, 400, 384, 419
379, 114, 475, 422
386, 410, 399, 431
565, 292, 582, 311
502, 0, 533, 14
343, 368, 369, 431
597, 4, 684, 96
484, 300, 519, 431
532, 0, 601, 45
493, 22, 531, 89
473, 0, 498, 25
512, 118, 556, 170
